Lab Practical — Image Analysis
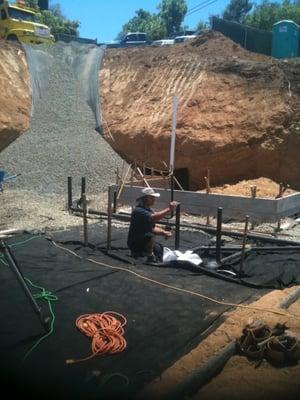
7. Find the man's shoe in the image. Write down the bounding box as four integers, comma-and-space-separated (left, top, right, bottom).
146, 254, 158, 264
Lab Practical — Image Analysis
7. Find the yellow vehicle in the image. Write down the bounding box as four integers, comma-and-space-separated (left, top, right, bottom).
0, 0, 54, 44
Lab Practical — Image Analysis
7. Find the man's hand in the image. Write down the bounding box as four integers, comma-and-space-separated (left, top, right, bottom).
169, 201, 177, 212
163, 230, 172, 239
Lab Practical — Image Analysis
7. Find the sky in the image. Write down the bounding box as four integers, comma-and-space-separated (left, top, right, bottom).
49, 0, 231, 43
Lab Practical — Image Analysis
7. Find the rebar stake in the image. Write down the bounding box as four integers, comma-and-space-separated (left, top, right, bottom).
81, 177, 86, 199
67, 176, 73, 210
239, 215, 250, 278
216, 207, 223, 263
107, 186, 113, 251
175, 203, 181, 250
82, 193, 88, 247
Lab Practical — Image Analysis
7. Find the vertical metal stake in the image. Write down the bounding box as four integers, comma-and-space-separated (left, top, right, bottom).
239, 215, 250, 278
82, 193, 88, 247
81, 177, 86, 198
175, 203, 181, 250
0, 240, 50, 331
113, 190, 117, 214
216, 207, 223, 263
205, 168, 211, 225
107, 186, 113, 251
67, 176, 73, 210
250, 185, 257, 230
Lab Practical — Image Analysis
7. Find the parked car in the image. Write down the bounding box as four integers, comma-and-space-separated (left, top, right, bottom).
174, 34, 197, 43
152, 39, 175, 46
106, 32, 151, 48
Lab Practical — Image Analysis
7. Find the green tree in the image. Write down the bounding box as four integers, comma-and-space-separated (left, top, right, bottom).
25, 0, 80, 36
118, 9, 167, 40
196, 20, 209, 33
25, 0, 39, 8
223, 0, 253, 23
158, 0, 188, 35
244, 0, 300, 30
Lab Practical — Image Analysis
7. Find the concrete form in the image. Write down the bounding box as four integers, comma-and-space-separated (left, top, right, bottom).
114, 185, 300, 222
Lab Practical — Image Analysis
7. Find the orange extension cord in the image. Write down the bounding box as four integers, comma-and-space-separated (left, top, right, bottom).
66, 312, 127, 364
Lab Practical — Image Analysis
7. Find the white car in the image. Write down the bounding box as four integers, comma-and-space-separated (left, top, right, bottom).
174, 35, 197, 43
152, 39, 175, 46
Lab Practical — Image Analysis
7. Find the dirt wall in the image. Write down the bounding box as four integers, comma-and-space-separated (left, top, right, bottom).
0, 41, 31, 153
100, 32, 300, 190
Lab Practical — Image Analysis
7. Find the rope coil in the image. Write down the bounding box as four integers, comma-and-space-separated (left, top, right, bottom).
66, 312, 127, 364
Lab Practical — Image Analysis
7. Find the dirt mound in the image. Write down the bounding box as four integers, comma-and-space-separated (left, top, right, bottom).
187, 30, 268, 61
203, 177, 296, 198
100, 31, 300, 190
0, 41, 31, 153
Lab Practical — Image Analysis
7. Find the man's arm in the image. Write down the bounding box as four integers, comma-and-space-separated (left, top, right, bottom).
153, 226, 172, 238
150, 201, 177, 222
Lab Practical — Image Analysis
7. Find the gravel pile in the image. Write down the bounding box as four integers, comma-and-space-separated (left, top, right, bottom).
0, 42, 125, 195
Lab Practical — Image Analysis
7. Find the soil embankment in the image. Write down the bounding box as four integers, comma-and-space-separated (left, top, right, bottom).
0, 41, 31, 153
100, 31, 300, 190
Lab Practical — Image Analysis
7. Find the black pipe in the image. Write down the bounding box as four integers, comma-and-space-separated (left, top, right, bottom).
195, 245, 300, 252
67, 176, 72, 210
164, 341, 236, 400
70, 207, 300, 246
81, 177, 86, 198
216, 207, 223, 263
221, 248, 252, 265
0, 241, 50, 331
175, 203, 181, 250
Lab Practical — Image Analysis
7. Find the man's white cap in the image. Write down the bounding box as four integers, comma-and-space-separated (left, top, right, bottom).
139, 187, 160, 198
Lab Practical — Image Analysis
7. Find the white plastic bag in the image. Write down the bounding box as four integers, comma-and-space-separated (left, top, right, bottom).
163, 247, 202, 266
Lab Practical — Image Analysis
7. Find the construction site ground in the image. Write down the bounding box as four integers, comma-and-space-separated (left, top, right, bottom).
1, 186, 300, 399
1, 32, 300, 400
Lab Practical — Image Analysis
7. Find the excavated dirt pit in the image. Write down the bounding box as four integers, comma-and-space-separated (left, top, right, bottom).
199, 177, 297, 198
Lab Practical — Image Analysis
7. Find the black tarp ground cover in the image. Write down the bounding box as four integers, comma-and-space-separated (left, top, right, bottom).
0, 230, 257, 400
1, 226, 300, 400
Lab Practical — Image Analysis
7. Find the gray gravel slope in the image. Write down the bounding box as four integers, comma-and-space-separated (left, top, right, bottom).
0, 42, 124, 195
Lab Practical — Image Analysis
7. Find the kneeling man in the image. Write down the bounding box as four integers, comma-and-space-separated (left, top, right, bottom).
127, 187, 177, 262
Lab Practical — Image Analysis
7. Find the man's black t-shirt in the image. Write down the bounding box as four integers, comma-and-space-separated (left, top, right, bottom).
127, 205, 155, 250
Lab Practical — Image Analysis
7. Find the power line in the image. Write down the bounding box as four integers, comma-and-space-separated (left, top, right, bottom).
187, 0, 212, 13
186, 0, 219, 17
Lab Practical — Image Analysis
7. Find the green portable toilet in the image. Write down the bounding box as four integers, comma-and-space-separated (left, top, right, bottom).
272, 20, 300, 58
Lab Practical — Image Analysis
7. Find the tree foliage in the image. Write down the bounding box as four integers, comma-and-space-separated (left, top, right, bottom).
245, 0, 300, 30
118, 0, 187, 40
223, 0, 253, 23
196, 20, 209, 33
158, 0, 188, 35
117, 9, 167, 40
25, 0, 80, 36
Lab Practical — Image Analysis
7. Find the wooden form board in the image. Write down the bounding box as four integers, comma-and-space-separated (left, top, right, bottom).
114, 185, 300, 222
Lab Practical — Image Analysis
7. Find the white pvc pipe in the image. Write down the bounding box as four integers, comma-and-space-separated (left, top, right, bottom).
169, 96, 178, 173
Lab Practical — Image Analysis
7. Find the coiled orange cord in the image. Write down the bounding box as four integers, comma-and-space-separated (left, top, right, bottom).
66, 312, 127, 364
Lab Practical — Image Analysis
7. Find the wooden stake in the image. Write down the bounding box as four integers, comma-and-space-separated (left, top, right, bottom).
277, 183, 284, 231
117, 164, 132, 200
137, 167, 151, 188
